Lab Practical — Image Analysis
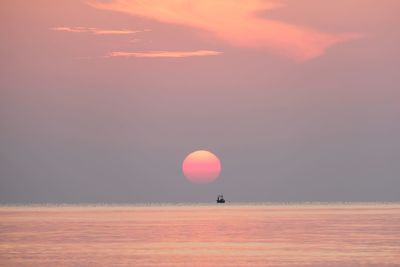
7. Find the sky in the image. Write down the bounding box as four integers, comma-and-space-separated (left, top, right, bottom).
0, 0, 399, 203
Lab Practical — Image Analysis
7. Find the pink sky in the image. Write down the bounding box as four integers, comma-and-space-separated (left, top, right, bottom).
0, 0, 399, 202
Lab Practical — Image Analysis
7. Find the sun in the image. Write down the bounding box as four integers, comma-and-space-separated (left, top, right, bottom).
182, 150, 221, 184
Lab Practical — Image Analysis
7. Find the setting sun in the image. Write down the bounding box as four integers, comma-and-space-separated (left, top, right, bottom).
182, 150, 221, 184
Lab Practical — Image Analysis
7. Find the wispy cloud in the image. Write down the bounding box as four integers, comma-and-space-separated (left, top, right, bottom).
90, 0, 363, 60
52, 27, 151, 35
107, 50, 222, 58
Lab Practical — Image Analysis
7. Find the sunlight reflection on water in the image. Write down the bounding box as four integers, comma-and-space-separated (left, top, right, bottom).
0, 203, 399, 266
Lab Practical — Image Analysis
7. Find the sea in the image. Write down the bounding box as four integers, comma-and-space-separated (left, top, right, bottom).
0, 203, 399, 266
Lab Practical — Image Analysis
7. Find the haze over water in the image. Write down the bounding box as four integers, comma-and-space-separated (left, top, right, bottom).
1, 203, 399, 266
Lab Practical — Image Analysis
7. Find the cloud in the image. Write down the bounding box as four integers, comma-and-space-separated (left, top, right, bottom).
107, 50, 222, 58
89, 0, 363, 60
52, 27, 150, 35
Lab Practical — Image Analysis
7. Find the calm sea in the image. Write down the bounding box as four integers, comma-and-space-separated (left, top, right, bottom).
0, 203, 399, 266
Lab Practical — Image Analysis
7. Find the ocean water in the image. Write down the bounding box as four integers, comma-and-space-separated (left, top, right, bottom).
0, 203, 399, 267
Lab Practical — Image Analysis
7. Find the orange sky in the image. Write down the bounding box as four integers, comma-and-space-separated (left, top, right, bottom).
90, 0, 363, 60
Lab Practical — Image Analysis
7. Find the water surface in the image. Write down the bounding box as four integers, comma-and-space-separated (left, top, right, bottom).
1, 203, 399, 266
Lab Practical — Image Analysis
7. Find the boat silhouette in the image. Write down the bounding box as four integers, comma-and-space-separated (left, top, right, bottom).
216, 194, 225, 203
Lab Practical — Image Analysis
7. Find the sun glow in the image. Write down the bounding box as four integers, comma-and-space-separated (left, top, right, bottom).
182, 150, 221, 184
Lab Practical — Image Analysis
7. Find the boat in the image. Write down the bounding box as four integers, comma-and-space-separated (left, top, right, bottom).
216, 194, 225, 203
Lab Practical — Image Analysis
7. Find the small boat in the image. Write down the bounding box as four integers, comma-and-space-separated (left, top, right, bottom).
216, 194, 225, 203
